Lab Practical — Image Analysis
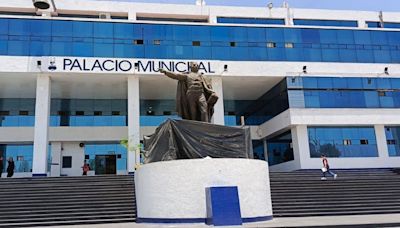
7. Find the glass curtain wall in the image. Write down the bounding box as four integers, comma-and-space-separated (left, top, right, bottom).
140, 99, 180, 126
0, 99, 35, 127
385, 127, 400, 156
308, 127, 378, 157
266, 130, 294, 166
288, 77, 400, 108
50, 99, 127, 126
0, 144, 33, 172
0, 18, 399, 63
84, 143, 127, 172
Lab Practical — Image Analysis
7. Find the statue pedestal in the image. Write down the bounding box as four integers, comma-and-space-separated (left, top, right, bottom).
135, 158, 273, 224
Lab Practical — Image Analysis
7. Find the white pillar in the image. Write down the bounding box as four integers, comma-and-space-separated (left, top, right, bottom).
32, 75, 51, 177
375, 125, 389, 158
50, 142, 62, 177
211, 77, 225, 125
128, 76, 140, 174
291, 125, 309, 170
128, 11, 136, 21
358, 20, 367, 28
263, 138, 268, 163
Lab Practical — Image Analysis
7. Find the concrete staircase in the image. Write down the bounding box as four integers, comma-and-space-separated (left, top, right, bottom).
0, 175, 136, 227
270, 169, 400, 217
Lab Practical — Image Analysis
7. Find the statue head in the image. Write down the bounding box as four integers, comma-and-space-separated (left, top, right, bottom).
189, 62, 199, 73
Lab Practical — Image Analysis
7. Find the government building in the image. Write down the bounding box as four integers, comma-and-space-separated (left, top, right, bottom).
0, 0, 400, 177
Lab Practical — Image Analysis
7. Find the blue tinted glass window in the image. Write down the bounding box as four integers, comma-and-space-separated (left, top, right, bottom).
93, 22, 113, 38
30, 20, 51, 37
114, 44, 144, 58
370, 31, 387, 45
0, 19, 8, 35
114, 23, 133, 39
52, 20, 73, 37
285, 47, 303, 61
267, 47, 285, 61
0, 39, 7, 55
266, 28, 284, 41
230, 27, 248, 42
377, 78, 392, 89
374, 50, 391, 63
321, 49, 339, 62
294, 19, 357, 27
51, 41, 72, 56
30, 41, 51, 56
248, 47, 267, 60
191, 25, 211, 41
73, 21, 93, 38
319, 29, 337, 44
93, 43, 113, 57
356, 49, 374, 63
353, 30, 371, 45
173, 25, 191, 41
210, 26, 231, 42
9, 19, 30, 36
391, 50, 400, 63
8, 41, 30, 55
339, 49, 357, 62
387, 32, 400, 45
301, 29, 320, 43
247, 28, 266, 42
217, 17, 284, 25
72, 42, 93, 57
337, 30, 354, 44
142, 24, 166, 40
192, 46, 212, 59
308, 127, 378, 158
211, 46, 230, 60
284, 29, 302, 43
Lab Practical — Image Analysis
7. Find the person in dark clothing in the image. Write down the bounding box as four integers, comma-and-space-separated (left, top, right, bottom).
0, 156, 3, 178
7, 157, 14, 178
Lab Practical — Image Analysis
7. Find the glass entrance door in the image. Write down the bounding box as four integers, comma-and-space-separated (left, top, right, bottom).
95, 155, 116, 175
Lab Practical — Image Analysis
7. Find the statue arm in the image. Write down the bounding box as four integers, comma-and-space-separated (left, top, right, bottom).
160, 69, 187, 81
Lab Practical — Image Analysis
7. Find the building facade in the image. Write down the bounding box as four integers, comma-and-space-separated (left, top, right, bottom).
0, 0, 400, 177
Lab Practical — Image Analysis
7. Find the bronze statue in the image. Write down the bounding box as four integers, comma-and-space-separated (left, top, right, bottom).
160, 62, 218, 123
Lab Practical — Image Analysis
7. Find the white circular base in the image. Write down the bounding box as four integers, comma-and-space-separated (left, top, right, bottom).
135, 158, 273, 223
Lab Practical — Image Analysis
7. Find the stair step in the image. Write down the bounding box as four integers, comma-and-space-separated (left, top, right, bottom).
271, 170, 400, 217
0, 175, 137, 227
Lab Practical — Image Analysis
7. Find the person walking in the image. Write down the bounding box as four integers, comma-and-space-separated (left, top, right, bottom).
6, 157, 15, 178
0, 156, 3, 178
321, 154, 337, 180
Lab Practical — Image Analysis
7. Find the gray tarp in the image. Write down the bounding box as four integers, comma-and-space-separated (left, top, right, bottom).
142, 119, 253, 163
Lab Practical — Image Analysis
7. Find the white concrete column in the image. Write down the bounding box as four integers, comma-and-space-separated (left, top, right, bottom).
50, 142, 62, 177
128, 11, 136, 21
290, 125, 310, 170
358, 20, 367, 28
32, 75, 51, 177
375, 125, 389, 158
209, 15, 217, 24
211, 76, 225, 125
128, 76, 140, 174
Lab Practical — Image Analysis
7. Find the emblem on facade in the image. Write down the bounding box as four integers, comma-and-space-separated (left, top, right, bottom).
48, 59, 57, 71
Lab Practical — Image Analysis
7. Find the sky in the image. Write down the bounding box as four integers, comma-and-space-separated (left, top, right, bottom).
95, 0, 400, 12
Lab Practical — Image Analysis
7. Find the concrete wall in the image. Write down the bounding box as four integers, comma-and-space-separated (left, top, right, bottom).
60, 142, 84, 176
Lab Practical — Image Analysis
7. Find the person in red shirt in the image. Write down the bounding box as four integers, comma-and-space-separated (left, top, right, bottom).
321, 154, 337, 180
82, 161, 90, 176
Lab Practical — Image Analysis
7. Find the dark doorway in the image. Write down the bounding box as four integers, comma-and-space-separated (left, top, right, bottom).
95, 155, 116, 175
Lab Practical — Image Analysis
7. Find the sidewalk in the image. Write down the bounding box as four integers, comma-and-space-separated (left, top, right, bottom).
46, 213, 400, 228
